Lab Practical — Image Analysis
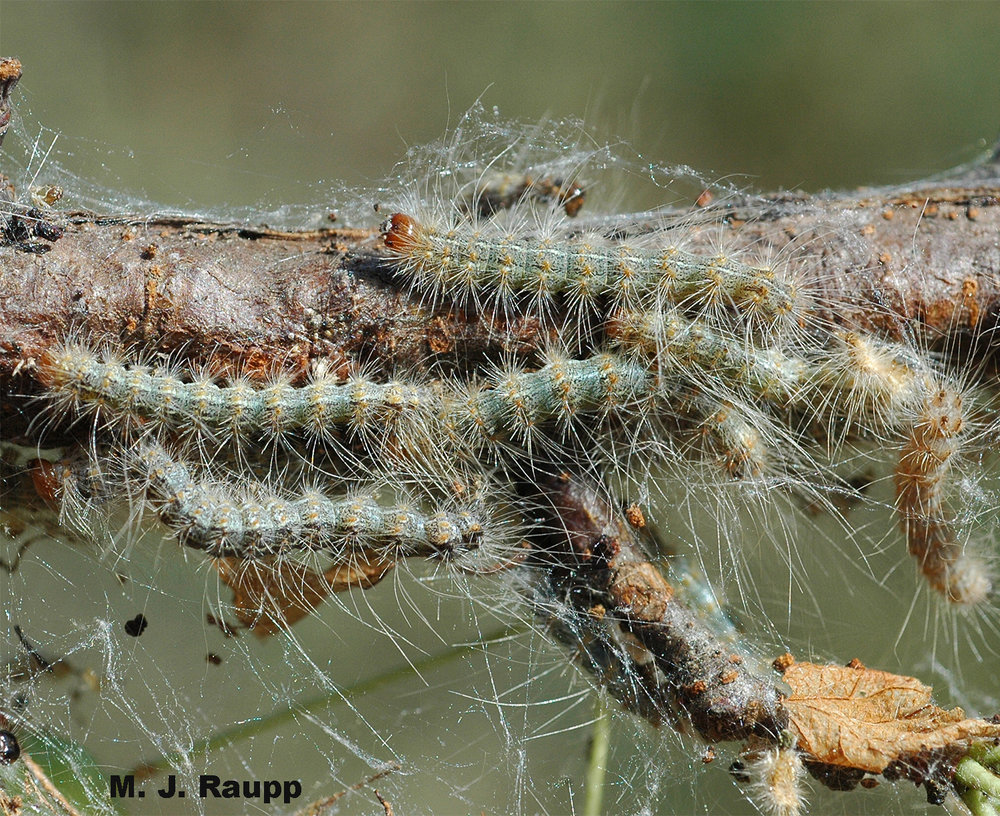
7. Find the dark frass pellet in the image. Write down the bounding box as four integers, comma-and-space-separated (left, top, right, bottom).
124, 613, 148, 637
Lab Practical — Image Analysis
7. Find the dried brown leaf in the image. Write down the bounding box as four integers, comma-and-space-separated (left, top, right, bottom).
783, 661, 1000, 773
216, 555, 394, 637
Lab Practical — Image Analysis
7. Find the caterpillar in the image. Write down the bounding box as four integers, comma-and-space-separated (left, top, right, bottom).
608, 307, 934, 437
38, 338, 661, 462
438, 351, 658, 451
131, 440, 501, 563
681, 393, 771, 480
28, 448, 119, 543
735, 734, 807, 816
382, 212, 801, 326
895, 384, 992, 605
37, 342, 430, 445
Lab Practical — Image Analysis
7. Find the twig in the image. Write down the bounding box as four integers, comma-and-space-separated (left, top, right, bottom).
526, 473, 783, 743
374, 789, 394, 816
0, 58, 21, 148
293, 764, 400, 816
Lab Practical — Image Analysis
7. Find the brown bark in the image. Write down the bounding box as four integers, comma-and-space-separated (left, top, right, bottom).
529, 473, 785, 744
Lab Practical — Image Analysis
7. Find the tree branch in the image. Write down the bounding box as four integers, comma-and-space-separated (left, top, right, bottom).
3, 178, 1000, 411
4, 57, 1000, 813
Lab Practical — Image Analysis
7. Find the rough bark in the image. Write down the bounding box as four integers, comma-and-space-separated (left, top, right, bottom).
528, 473, 785, 744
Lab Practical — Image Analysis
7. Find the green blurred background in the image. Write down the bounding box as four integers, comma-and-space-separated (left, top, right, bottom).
3, 2, 1000, 211
2, 4, 1000, 815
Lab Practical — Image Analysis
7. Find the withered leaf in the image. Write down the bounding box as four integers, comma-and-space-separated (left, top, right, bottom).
216, 554, 394, 637
783, 661, 1000, 773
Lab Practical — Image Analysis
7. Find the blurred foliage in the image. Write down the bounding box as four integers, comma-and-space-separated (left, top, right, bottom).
2, 1, 999, 211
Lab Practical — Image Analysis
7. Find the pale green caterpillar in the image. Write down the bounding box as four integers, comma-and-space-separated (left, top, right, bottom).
39, 340, 658, 457
39, 342, 429, 444
382, 212, 800, 325
132, 441, 495, 562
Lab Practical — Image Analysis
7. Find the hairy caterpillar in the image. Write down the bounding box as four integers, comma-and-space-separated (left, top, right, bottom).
382, 212, 801, 326
608, 307, 934, 435
31, 450, 111, 512
37, 342, 430, 445
131, 441, 501, 563
27, 434, 511, 570
681, 393, 771, 480
895, 384, 992, 605
38, 338, 660, 461
734, 735, 807, 816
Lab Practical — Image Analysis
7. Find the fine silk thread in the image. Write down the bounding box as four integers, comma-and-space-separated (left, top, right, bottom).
463, 172, 586, 219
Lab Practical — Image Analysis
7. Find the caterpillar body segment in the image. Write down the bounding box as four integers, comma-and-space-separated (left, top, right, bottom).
444, 352, 657, 447
685, 395, 771, 481
39, 339, 674, 472
31, 453, 111, 512
606, 308, 807, 406
808, 331, 932, 438
29, 449, 119, 542
895, 384, 992, 605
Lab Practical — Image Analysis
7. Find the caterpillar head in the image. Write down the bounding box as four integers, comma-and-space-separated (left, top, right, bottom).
382, 212, 421, 252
